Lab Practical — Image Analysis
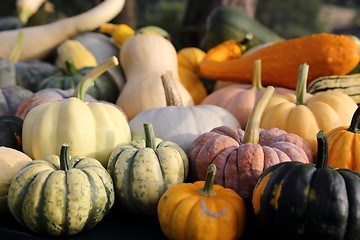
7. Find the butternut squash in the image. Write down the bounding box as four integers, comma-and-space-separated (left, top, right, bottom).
0, 0, 125, 60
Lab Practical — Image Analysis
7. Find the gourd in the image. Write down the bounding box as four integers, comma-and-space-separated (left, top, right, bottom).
22, 57, 131, 167
116, 34, 194, 120
107, 122, 189, 216
260, 63, 358, 157
252, 131, 360, 239
7, 143, 114, 236
0, 147, 32, 213
199, 33, 360, 89
0, 0, 126, 60
16, 0, 46, 24
0, 115, 23, 151
158, 164, 247, 240
201, 59, 294, 128
129, 71, 240, 154
189, 86, 313, 202
327, 105, 360, 171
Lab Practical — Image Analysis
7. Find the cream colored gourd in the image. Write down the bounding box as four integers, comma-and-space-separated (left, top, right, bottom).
0, 147, 32, 212
0, 0, 125, 60
116, 34, 194, 120
16, 0, 46, 24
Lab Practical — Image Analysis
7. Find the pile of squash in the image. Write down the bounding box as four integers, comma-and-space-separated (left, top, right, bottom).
2, 1, 360, 239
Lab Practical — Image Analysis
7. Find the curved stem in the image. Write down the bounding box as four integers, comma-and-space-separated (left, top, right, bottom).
161, 71, 183, 106
243, 86, 275, 143
9, 31, 24, 63
198, 164, 216, 197
144, 123, 156, 150
60, 143, 71, 172
251, 59, 264, 91
73, 56, 118, 100
296, 63, 309, 105
315, 130, 328, 169
348, 106, 360, 133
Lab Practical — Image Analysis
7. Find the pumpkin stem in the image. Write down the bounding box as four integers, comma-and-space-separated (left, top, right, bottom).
243, 86, 275, 143
9, 31, 24, 63
161, 71, 183, 106
315, 130, 328, 169
73, 56, 119, 101
348, 106, 360, 133
295, 63, 309, 105
198, 164, 217, 197
60, 143, 71, 172
64, 59, 78, 76
144, 122, 156, 150
251, 59, 264, 91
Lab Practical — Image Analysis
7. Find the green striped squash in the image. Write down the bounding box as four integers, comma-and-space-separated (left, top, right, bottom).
107, 122, 189, 216
7, 144, 115, 236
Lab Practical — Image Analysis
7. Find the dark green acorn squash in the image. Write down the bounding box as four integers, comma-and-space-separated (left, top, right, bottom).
0, 115, 23, 151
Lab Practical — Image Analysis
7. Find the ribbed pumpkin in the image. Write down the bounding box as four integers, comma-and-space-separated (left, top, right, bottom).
22, 57, 131, 167
7, 143, 115, 236
189, 86, 313, 202
158, 164, 247, 240
0, 115, 23, 151
129, 71, 240, 154
107, 122, 189, 216
327, 105, 360, 171
260, 63, 358, 157
252, 131, 360, 240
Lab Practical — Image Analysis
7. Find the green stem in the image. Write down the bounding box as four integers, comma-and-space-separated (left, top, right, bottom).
60, 143, 71, 172
9, 31, 24, 63
73, 56, 119, 100
243, 86, 275, 143
144, 123, 156, 150
198, 164, 216, 197
251, 59, 264, 91
161, 71, 183, 106
64, 59, 78, 76
348, 106, 360, 133
315, 130, 328, 169
296, 63, 309, 105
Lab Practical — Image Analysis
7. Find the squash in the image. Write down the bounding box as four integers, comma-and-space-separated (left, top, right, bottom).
0, 0, 126, 60
116, 34, 194, 120
16, 0, 46, 24
252, 131, 360, 239
260, 63, 358, 157
158, 164, 247, 240
199, 33, 360, 89
201, 59, 294, 128
22, 57, 131, 167
189, 86, 313, 202
0, 147, 32, 213
177, 47, 208, 104
107, 122, 189, 216
7, 143, 114, 236
129, 71, 240, 154
0, 115, 23, 151
327, 105, 360, 171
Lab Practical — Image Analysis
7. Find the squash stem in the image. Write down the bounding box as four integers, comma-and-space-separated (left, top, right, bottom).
60, 144, 71, 172
348, 106, 360, 133
243, 86, 275, 143
73, 56, 119, 101
9, 31, 24, 63
295, 63, 309, 105
315, 131, 328, 169
161, 71, 183, 106
64, 59, 78, 76
251, 59, 264, 91
198, 164, 216, 197
144, 123, 156, 150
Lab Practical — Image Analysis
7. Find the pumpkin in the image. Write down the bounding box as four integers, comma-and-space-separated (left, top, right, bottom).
177, 47, 208, 104
189, 86, 313, 202
327, 105, 360, 171
260, 63, 358, 157
129, 71, 240, 154
201, 59, 294, 128
0, 115, 23, 151
0, 146, 32, 213
107, 122, 189, 216
116, 33, 194, 120
7, 143, 114, 236
22, 57, 131, 167
157, 163, 247, 240
252, 131, 360, 239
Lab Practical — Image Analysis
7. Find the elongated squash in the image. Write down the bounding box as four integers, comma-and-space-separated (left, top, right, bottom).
200, 33, 360, 89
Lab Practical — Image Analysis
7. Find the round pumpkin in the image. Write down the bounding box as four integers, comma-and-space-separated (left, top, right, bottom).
252, 131, 360, 239
158, 164, 247, 240
0, 115, 23, 151
107, 122, 189, 216
7, 143, 114, 236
